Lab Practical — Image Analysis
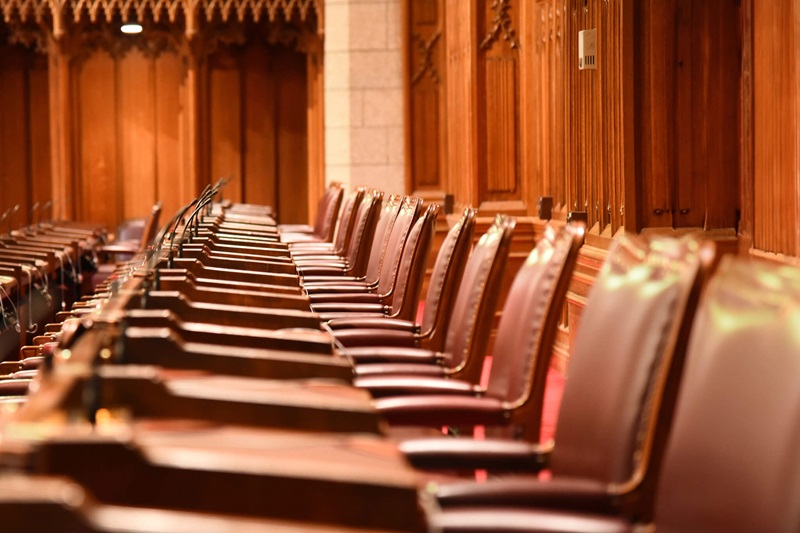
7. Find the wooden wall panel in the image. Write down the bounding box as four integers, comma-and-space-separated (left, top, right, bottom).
209, 55, 243, 203
76, 51, 119, 229
119, 49, 157, 220
28, 58, 52, 209
242, 45, 277, 209
72, 48, 185, 230
0, 46, 49, 224
477, 0, 525, 213
635, 0, 740, 232
406, 0, 448, 199
522, 1, 566, 211
752, 0, 800, 255
444, 0, 478, 208
564, 0, 627, 233
154, 52, 184, 220
0, 47, 30, 225
274, 50, 309, 224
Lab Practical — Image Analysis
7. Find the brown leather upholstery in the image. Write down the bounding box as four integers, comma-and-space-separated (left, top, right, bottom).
428, 254, 800, 533
289, 188, 364, 256
651, 256, 800, 532
367, 224, 583, 440
311, 202, 434, 323
295, 190, 383, 278
278, 182, 343, 242
304, 195, 420, 295
348, 214, 515, 391
421, 234, 714, 525
327, 207, 476, 352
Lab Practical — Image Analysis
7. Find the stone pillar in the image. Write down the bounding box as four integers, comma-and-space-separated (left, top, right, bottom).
324, 0, 405, 193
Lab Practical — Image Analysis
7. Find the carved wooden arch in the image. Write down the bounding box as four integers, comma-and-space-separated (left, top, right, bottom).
0, 0, 321, 39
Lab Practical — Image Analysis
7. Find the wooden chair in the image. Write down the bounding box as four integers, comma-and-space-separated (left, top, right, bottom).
336, 215, 515, 388
362, 223, 584, 442
312, 203, 439, 323
325, 207, 476, 354
413, 234, 715, 529
278, 182, 343, 244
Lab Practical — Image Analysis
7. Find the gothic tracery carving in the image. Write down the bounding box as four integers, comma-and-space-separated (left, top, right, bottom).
1, 0, 320, 38
480, 0, 520, 51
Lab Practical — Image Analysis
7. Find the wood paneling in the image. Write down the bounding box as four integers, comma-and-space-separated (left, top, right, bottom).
274, 49, 309, 224
38, 39, 311, 231
406, 0, 448, 199
72, 48, 185, 230
477, 0, 525, 212
76, 51, 119, 229
242, 45, 277, 209
0, 47, 30, 223
209, 53, 243, 203
119, 49, 157, 220
752, 0, 800, 255
206, 43, 309, 224
635, 0, 740, 231
155, 52, 185, 219
444, 0, 479, 208
522, 1, 566, 211
0, 45, 50, 225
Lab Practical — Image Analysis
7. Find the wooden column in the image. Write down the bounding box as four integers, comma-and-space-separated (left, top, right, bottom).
183, 47, 208, 202
444, 0, 479, 210
307, 36, 326, 224
47, 39, 75, 220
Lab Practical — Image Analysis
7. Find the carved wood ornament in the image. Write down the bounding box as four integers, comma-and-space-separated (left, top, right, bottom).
411, 29, 440, 85
0, 0, 321, 39
480, 0, 519, 50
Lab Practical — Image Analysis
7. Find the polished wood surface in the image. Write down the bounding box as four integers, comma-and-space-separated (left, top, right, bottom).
0, 45, 51, 223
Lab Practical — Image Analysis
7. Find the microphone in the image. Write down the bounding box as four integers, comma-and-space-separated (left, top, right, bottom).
6, 205, 19, 236
39, 200, 52, 228
28, 202, 40, 234
178, 196, 214, 258
166, 187, 210, 268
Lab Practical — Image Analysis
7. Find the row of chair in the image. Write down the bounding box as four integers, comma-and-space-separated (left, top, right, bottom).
0, 183, 797, 532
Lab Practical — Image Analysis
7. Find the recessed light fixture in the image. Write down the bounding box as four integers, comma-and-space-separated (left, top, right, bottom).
121, 23, 143, 34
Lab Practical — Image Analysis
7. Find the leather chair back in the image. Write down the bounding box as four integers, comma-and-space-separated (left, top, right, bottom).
363, 195, 404, 285
549, 235, 711, 504
344, 190, 384, 277
137, 202, 163, 254
315, 183, 344, 241
485, 223, 584, 440
442, 215, 516, 384
375, 197, 423, 297
419, 208, 476, 351
330, 188, 365, 255
653, 257, 800, 532
385, 203, 438, 321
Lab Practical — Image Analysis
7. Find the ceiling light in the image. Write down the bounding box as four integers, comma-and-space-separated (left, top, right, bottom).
121, 23, 143, 34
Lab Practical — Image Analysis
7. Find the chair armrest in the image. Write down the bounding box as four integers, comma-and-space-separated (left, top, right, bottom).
430, 508, 632, 533
278, 223, 314, 233
327, 317, 418, 332
304, 283, 370, 294
302, 275, 362, 284
355, 363, 446, 377
313, 302, 386, 314
399, 437, 549, 472
309, 292, 380, 304
298, 265, 351, 277
294, 257, 347, 265
289, 244, 337, 253
341, 345, 436, 362
373, 394, 508, 426
357, 375, 481, 398
434, 477, 617, 515
99, 243, 138, 254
